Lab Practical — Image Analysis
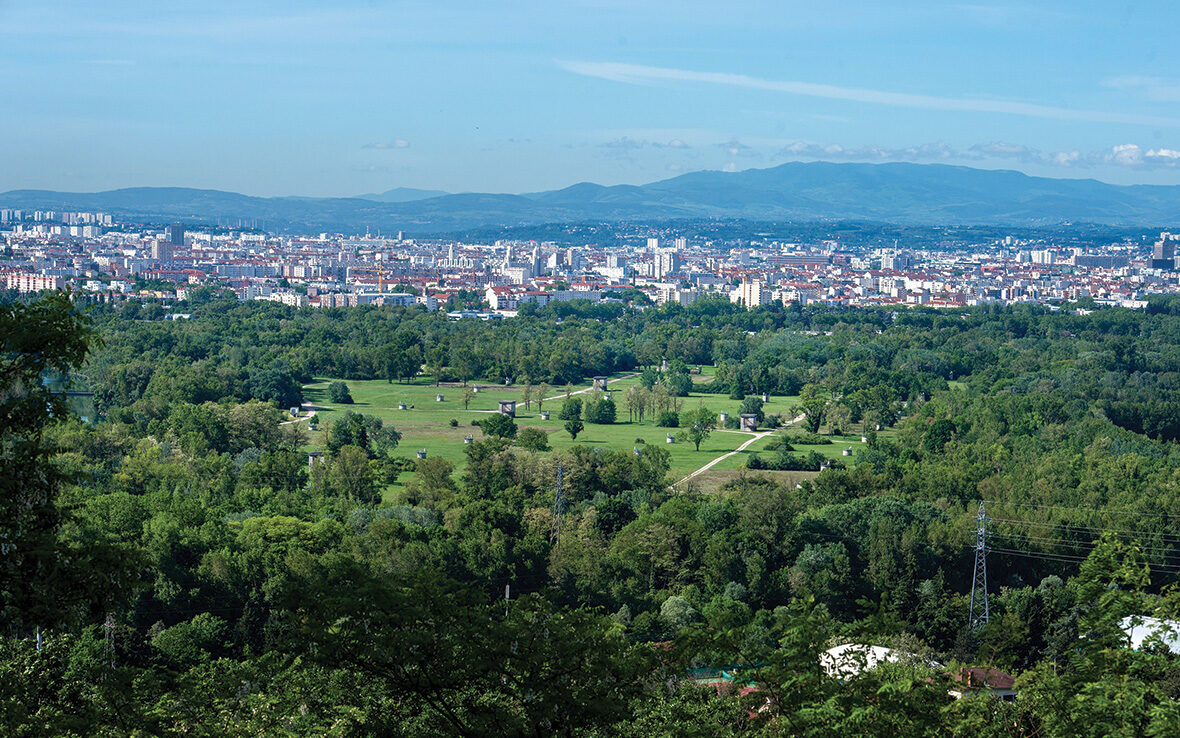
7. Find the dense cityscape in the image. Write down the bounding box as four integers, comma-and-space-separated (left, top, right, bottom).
4, 208, 1179, 314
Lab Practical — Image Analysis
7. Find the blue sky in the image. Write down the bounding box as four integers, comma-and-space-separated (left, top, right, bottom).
3, 0, 1180, 196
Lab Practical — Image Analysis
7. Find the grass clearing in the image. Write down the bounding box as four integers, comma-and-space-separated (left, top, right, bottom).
301, 373, 887, 493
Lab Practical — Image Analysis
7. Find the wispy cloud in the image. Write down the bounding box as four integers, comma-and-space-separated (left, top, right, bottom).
599, 136, 693, 150
363, 140, 410, 150
1103, 76, 1180, 103
559, 60, 1180, 127
778, 141, 957, 162
776, 139, 1180, 169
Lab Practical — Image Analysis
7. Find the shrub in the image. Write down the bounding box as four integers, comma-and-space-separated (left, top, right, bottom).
517, 427, 550, 452
479, 413, 517, 439
790, 431, 831, 445
327, 380, 353, 404
584, 398, 617, 424
449, 418, 459, 427
656, 411, 679, 428
739, 396, 765, 422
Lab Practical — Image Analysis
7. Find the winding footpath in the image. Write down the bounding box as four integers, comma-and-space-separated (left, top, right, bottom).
671, 413, 807, 489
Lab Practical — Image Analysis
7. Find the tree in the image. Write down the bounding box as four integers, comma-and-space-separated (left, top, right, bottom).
462, 386, 476, 410
0, 293, 130, 632
425, 346, 447, 386
247, 363, 303, 408
516, 427, 551, 452
680, 405, 717, 451
595, 498, 636, 537
798, 383, 828, 433
405, 457, 458, 508
565, 419, 584, 441
536, 383, 550, 412
283, 565, 658, 737
387, 332, 423, 383
327, 381, 353, 404
480, 413, 518, 439
625, 386, 646, 423
739, 396, 765, 423
559, 397, 583, 421
665, 371, 693, 397
584, 398, 617, 425
923, 418, 956, 452
656, 411, 679, 428
326, 411, 399, 457
327, 445, 377, 503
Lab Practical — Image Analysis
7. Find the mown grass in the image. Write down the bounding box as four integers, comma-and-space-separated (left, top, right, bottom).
299, 372, 887, 494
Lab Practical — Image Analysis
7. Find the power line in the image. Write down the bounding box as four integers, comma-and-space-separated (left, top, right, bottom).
991, 500, 1180, 522
991, 530, 1180, 558
989, 516, 1180, 544
983, 546, 1180, 576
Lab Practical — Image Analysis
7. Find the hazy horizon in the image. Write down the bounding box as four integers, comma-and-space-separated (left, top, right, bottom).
10, 159, 1180, 202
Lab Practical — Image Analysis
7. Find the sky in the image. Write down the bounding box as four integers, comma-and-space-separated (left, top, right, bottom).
3, 0, 1180, 196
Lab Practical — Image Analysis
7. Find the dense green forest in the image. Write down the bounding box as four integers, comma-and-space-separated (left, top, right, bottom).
7, 290, 1180, 735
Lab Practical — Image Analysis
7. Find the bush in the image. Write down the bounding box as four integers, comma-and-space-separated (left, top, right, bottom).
740, 396, 765, 422
479, 414, 518, 439
656, 411, 680, 428
583, 398, 616, 424
328, 381, 354, 404
517, 427, 550, 452
746, 448, 842, 471
665, 372, 693, 397
763, 436, 795, 452
449, 418, 459, 427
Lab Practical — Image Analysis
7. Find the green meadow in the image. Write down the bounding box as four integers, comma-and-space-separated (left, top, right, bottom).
298, 371, 879, 494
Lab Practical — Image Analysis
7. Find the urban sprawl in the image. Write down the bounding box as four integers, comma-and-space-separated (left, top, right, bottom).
3, 208, 1177, 313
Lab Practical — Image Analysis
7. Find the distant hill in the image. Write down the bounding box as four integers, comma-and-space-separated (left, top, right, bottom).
354, 187, 450, 203
6, 162, 1180, 233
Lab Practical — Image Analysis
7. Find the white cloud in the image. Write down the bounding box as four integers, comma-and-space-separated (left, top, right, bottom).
600, 136, 645, 150
1101, 144, 1180, 167
1051, 151, 1080, 167
558, 60, 1180, 127
1147, 148, 1180, 161
719, 138, 755, 157
773, 139, 1180, 170
363, 140, 410, 150
778, 141, 956, 162
968, 141, 1042, 162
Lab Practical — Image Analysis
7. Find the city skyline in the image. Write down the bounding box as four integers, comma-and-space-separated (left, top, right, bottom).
4, 0, 1180, 196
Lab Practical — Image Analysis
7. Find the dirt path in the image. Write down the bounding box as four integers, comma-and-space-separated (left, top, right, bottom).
671, 413, 806, 488
280, 405, 319, 426
539, 373, 640, 403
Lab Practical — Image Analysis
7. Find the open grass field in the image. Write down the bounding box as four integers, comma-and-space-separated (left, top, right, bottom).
296, 371, 887, 495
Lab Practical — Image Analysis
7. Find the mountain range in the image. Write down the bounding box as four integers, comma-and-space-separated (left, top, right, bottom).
4, 162, 1180, 233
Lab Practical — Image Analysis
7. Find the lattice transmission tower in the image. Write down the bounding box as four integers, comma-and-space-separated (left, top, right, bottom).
968, 500, 990, 631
